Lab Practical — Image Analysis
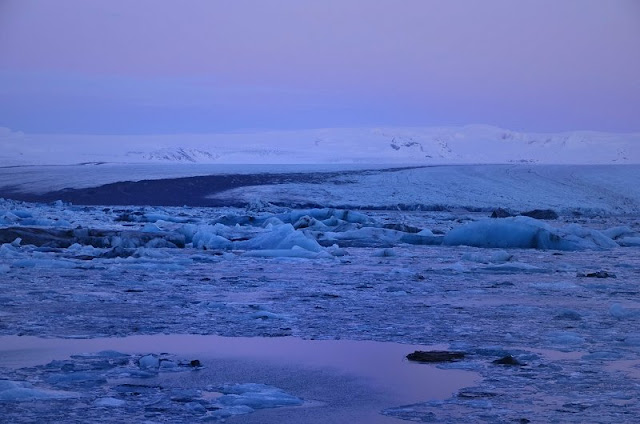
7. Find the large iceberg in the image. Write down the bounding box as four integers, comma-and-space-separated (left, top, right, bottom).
443, 217, 618, 250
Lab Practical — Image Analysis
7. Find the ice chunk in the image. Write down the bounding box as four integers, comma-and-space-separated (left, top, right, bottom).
0, 380, 80, 401
160, 360, 178, 370
142, 213, 191, 223
602, 226, 636, 240
399, 232, 443, 246
0, 380, 22, 391
144, 237, 178, 248
94, 397, 126, 407
282, 208, 373, 226
490, 250, 513, 262
563, 223, 619, 249
141, 223, 162, 233
443, 217, 617, 250
190, 225, 233, 250
236, 224, 323, 252
617, 236, 640, 247
203, 405, 254, 420
76, 350, 129, 359
262, 216, 285, 227
12, 258, 77, 269
547, 331, 585, 347
318, 227, 440, 248
217, 383, 303, 409
485, 262, 545, 272
47, 372, 107, 386
185, 401, 207, 413
461, 252, 489, 263
11, 210, 33, 219
292, 215, 330, 231
243, 247, 332, 259
326, 244, 347, 256
554, 309, 582, 321
139, 354, 160, 370
373, 248, 397, 257
0, 243, 23, 259
462, 250, 513, 264
610, 303, 632, 319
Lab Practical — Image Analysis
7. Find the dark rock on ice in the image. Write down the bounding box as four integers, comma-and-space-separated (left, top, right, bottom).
491, 208, 513, 218
520, 209, 559, 220
0, 227, 75, 248
554, 309, 582, 321
113, 384, 161, 395
292, 215, 318, 229
492, 355, 526, 366
100, 247, 136, 259
114, 211, 144, 222
457, 389, 498, 399
406, 350, 466, 363
382, 223, 422, 233
72, 255, 97, 261
0, 226, 186, 249
577, 270, 616, 278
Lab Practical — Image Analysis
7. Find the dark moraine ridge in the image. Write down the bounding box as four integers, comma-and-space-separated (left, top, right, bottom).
0, 166, 425, 207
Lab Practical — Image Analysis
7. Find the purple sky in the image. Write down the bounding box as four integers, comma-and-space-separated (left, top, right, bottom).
0, 0, 638, 134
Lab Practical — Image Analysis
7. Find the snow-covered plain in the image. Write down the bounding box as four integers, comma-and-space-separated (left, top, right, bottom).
1, 164, 640, 422
1, 124, 639, 166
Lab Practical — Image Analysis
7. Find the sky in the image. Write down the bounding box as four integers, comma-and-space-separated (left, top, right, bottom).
0, 0, 639, 135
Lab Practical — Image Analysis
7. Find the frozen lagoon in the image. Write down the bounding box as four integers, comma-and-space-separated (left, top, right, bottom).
1, 164, 639, 422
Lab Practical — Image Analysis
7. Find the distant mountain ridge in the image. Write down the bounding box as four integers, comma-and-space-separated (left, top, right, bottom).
135, 147, 220, 163
1, 125, 638, 165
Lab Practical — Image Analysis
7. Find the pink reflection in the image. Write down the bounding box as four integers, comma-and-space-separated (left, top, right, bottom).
0, 334, 478, 405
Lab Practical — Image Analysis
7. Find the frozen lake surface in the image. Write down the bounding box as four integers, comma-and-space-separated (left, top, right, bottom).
1, 164, 639, 422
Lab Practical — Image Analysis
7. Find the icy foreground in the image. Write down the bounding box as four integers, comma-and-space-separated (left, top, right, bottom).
1, 193, 640, 422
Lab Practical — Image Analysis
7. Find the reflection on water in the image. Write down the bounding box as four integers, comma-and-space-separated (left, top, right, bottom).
0, 334, 478, 406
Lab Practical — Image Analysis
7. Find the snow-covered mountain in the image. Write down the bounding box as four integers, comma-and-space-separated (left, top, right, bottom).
1, 125, 638, 166
132, 147, 220, 163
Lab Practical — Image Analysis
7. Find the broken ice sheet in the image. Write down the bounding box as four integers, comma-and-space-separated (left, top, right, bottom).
1, 194, 640, 422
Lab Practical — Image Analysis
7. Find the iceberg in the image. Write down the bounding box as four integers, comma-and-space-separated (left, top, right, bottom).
443, 217, 618, 250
